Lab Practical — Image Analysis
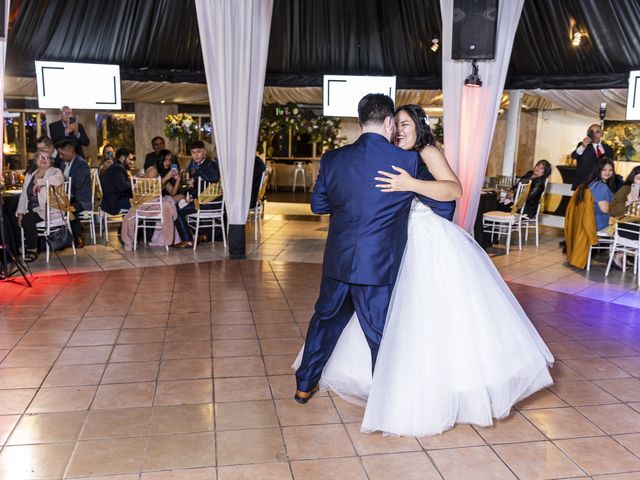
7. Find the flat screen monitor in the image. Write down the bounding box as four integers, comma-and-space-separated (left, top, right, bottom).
627, 70, 640, 120
35, 61, 122, 110
323, 75, 396, 118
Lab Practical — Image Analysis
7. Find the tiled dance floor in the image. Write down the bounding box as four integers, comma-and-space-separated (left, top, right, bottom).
1, 260, 640, 478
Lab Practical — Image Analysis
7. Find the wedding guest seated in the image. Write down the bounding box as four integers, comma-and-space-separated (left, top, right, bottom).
55, 139, 92, 248
98, 144, 116, 175
611, 165, 640, 218
144, 136, 166, 171
498, 160, 552, 217
586, 157, 616, 232
15, 151, 65, 262
120, 166, 178, 251
26, 136, 58, 175
100, 148, 133, 215
174, 141, 221, 248
157, 149, 184, 201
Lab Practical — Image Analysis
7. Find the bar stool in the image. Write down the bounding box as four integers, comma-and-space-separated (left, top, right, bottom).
265, 160, 277, 191
292, 161, 307, 192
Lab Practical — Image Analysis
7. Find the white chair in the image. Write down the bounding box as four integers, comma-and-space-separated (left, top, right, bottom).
187, 178, 226, 250
77, 168, 100, 244
131, 176, 167, 251
21, 179, 77, 263
248, 168, 270, 241
605, 222, 640, 283
520, 178, 549, 246
587, 230, 614, 272
292, 161, 306, 192
96, 174, 129, 245
482, 182, 531, 255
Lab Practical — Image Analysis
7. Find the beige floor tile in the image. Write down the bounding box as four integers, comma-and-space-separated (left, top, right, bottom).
8, 411, 86, 445
43, 364, 106, 387
168, 312, 211, 326
165, 326, 211, 343
283, 424, 355, 460
163, 341, 212, 360
154, 379, 213, 406
213, 356, 265, 377
217, 463, 290, 480
577, 404, 640, 434
213, 376, 271, 402
56, 345, 112, 365
429, 445, 516, 480
291, 457, 367, 480
474, 411, 546, 444
159, 358, 211, 381
123, 314, 168, 329
150, 404, 213, 434
591, 473, 640, 480
217, 427, 287, 465
596, 378, 640, 402
141, 467, 215, 479
28, 385, 96, 413
81, 407, 152, 438
102, 361, 160, 384
555, 436, 640, 475
110, 343, 164, 363
549, 380, 620, 406
0, 366, 49, 389
613, 433, 640, 457
0, 389, 37, 414
215, 399, 279, 430
264, 355, 297, 375
117, 327, 166, 344
210, 311, 254, 325
1, 347, 61, 367
332, 396, 366, 423
68, 329, 119, 346
211, 339, 261, 357
92, 382, 155, 409
211, 324, 257, 340
419, 424, 485, 450
515, 389, 568, 410
143, 432, 215, 471
275, 396, 340, 426
77, 315, 126, 330
259, 338, 303, 355
563, 358, 631, 380
268, 374, 297, 399
0, 443, 75, 479
256, 323, 302, 339
66, 437, 147, 477
523, 407, 604, 439
17, 330, 72, 347
0, 415, 20, 445
362, 452, 442, 480
345, 423, 422, 455
494, 440, 585, 479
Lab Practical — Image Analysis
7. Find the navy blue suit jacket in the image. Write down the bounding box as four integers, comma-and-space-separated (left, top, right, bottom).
312, 133, 421, 286
56, 155, 92, 212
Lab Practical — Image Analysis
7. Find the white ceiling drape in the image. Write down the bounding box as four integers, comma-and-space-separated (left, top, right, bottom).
524, 89, 629, 120
195, 0, 273, 256
441, 0, 525, 233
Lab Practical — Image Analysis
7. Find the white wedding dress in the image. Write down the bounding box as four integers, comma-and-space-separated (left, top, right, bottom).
294, 199, 554, 437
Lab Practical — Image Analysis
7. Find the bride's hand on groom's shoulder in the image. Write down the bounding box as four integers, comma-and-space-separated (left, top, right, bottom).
375, 166, 415, 192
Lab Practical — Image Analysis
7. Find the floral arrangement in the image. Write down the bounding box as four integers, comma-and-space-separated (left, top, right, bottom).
257, 102, 345, 155
163, 113, 199, 142
603, 121, 640, 161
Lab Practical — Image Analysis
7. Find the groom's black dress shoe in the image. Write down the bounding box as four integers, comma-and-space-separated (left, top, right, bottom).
294, 385, 319, 404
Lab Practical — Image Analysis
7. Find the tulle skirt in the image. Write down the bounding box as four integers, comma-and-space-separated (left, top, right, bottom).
294, 201, 554, 437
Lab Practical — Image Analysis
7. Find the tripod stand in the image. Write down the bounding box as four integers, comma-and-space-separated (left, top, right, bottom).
0, 195, 31, 287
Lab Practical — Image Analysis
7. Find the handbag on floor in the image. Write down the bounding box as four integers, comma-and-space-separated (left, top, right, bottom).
45, 227, 73, 251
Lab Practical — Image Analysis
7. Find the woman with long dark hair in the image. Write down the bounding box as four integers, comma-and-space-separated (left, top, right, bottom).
500, 160, 552, 217
611, 165, 640, 217
575, 157, 615, 232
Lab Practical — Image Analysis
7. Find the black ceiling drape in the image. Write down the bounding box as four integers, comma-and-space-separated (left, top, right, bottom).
5, 0, 640, 90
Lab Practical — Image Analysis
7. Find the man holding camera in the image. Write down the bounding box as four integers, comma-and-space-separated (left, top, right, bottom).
49, 106, 90, 158
571, 123, 614, 190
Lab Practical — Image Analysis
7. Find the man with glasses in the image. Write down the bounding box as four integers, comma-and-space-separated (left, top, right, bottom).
48, 106, 90, 158
144, 136, 166, 171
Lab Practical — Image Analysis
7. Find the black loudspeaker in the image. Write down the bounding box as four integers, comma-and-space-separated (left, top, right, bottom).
452, 0, 498, 60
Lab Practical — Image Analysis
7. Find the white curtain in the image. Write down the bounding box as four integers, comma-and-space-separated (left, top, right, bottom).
0, 0, 9, 180
440, 0, 524, 232
194, 0, 273, 225
525, 89, 628, 120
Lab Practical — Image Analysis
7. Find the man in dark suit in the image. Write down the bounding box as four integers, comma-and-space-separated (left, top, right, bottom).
173, 140, 221, 247
49, 106, 90, 158
143, 136, 166, 171
250, 156, 267, 209
571, 123, 614, 189
294, 94, 455, 403
100, 148, 132, 216
55, 140, 93, 247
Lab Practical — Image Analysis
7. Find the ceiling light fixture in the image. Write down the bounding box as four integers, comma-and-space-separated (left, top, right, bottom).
571, 30, 582, 47
160, 100, 166, 104
464, 60, 482, 88
430, 38, 440, 52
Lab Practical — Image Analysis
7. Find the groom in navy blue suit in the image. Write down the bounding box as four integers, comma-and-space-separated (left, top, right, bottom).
295, 94, 425, 402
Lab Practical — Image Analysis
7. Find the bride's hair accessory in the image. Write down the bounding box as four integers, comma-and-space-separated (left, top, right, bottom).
423, 114, 430, 127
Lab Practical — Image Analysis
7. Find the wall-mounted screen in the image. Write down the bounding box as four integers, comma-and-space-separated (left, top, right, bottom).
35, 61, 121, 110
323, 75, 396, 118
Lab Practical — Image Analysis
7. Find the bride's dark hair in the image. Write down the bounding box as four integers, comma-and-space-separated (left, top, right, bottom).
395, 104, 435, 151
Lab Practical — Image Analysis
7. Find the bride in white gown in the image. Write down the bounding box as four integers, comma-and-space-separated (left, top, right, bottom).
294, 105, 554, 437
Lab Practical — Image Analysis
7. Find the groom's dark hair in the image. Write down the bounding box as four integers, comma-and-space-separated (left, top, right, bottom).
358, 94, 395, 127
